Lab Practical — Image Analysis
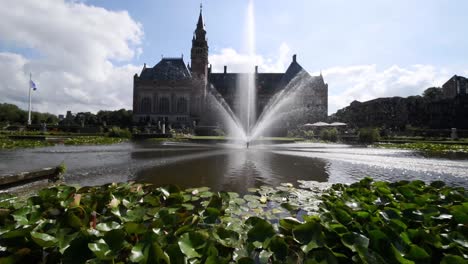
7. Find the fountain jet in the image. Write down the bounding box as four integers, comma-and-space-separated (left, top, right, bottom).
205, 1, 315, 148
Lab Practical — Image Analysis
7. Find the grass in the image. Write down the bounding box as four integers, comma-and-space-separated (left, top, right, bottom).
0, 135, 53, 149
0, 135, 126, 150
62, 136, 126, 146
188, 136, 303, 141
188, 135, 227, 140
377, 142, 468, 154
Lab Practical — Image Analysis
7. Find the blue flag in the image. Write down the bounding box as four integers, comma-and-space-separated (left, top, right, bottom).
30, 80, 37, 91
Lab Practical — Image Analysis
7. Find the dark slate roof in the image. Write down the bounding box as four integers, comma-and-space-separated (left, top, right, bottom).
139, 58, 191, 81
209, 60, 310, 97
209, 73, 285, 96
280, 60, 307, 85
209, 73, 238, 96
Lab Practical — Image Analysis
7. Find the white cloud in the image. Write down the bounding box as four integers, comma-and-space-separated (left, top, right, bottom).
209, 42, 292, 73
207, 43, 465, 117
0, 0, 142, 114
321, 64, 456, 115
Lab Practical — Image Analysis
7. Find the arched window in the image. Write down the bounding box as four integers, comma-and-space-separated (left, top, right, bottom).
177, 97, 188, 113
141, 97, 152, 113
159, 97, 170, 113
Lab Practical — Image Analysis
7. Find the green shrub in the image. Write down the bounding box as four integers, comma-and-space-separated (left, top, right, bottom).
287, 129, 314, 139
107, 126, 131, 138
358, 127, 380, 143
302, 130, 314, 139
320, 128, 338, 142
213, 128, 225, 136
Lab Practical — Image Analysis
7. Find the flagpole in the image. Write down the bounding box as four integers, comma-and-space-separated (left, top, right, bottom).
28, 73, 32, 125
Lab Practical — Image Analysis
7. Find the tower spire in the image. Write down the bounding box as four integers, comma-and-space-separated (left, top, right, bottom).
191, 2, 208, 80
197, 2, 204, 29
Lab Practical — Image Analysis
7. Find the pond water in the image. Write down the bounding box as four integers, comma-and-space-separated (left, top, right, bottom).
0, 141, 467, 193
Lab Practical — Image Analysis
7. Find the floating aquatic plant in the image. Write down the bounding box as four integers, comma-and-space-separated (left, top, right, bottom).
0, 178, 466, 263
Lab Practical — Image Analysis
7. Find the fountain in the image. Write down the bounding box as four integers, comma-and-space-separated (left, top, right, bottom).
205, 0, 315, 146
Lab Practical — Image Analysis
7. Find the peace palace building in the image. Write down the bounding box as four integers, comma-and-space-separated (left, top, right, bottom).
133, 7, 328, 129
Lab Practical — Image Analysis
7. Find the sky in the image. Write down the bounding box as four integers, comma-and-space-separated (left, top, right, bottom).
1, 0, 468, 115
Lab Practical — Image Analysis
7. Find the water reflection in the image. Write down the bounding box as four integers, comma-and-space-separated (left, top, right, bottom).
135, 148, 328, 194
0, 141, 467, 192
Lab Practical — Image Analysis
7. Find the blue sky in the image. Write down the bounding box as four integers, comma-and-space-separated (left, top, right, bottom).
86, 0, 468, 69
1, 0, 467, 114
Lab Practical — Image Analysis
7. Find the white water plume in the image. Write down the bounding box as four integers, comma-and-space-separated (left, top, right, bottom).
206, 86, 247, 141
237, 0, 256, 137
250, 70, 311, 140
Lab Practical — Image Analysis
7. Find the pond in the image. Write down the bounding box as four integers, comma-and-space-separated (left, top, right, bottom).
0, 141, 467, 193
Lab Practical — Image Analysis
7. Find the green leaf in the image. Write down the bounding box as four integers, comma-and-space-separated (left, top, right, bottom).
430, 181, 445, 188
391, 244, 415, 264
53, 229, 78, 254
380, 208, 401, 221
203, 207, 221, 224
333, 208, 352, 225
88, 239, 113, 260
280, 202, 299, 212
30, 231, 58, 248
207, 194, 223, 209
341, 232, 369, 252
124, 222, 146, 234
213, 227, 239, 248
1, 227, 32, 239
166, 244, 185, 264
328, 223, 348, 234
246, 217, 275, 243
147, 240, 170, 264
103, 229, 126, 252
292, 220, 324, 249
178, 232, 206, 258
95, 221, 121, 232
259, 250, 273, 264
268, 235, 288, 261
279, 217, 302, 233
406, 244, 430, 261
62, 235, 94, 264
355, 211, 370, 219
130, 242, 145, 263
66, 209, 87, 229
441, 254, 467, 264
237, 257, 255, 264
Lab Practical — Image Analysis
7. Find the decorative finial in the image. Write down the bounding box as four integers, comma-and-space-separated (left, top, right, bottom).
181, 53, 184, 59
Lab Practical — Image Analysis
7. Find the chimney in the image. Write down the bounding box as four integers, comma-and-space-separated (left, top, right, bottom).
255, 65, 258, 74
292, 54, 297, 63
208, 64, 212, 74
224, 65, 227, 74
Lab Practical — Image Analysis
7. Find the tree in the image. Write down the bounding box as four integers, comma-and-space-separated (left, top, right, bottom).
422, 87, 443, 101
0, 103, 57, 125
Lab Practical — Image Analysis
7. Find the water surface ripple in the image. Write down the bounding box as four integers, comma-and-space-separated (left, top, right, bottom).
0, 142, 466, 193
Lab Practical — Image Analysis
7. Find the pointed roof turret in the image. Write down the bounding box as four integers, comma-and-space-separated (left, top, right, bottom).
197, 3, 205, 30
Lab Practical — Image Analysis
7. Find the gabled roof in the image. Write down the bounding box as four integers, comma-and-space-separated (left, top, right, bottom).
208, 73, 284, 96
208, 55, 319, 97
280, 58, 309, 85
139, 58, 191, 81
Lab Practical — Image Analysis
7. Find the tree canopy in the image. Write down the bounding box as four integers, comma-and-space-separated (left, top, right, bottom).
0, 103, 58, 125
